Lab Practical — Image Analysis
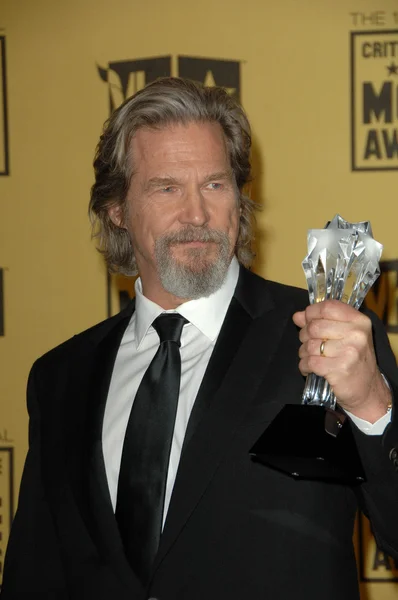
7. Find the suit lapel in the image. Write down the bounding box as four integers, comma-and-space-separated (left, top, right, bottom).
152, 267, 296, 575
85, 308, 132, 549
182, 295, 251, 451
67, 301, 144, 594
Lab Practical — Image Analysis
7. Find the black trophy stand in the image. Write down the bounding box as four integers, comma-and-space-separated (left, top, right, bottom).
249, 404, 366, 484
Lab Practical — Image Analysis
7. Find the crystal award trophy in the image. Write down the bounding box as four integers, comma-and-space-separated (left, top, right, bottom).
250, 215, 383, 484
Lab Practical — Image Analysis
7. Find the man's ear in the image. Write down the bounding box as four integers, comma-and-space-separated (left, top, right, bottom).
108, 203, 124, 227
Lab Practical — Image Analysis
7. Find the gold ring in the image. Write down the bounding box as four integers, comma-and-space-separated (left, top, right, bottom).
320, 340, 327, 357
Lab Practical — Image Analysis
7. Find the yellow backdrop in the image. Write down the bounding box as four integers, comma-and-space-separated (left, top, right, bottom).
0, 0, 397, 596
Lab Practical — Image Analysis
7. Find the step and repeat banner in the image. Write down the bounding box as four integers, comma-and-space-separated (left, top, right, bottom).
0, 0, 397, 596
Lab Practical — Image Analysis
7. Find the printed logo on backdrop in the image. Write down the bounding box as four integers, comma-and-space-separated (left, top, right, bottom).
0, 35, 9, 176
365, 259, 398, 334
357, 512, 398, 581
98, 57, 172, 113
97, 55, 241, 316
350, 29, 398, 171
0, 443, 14, 589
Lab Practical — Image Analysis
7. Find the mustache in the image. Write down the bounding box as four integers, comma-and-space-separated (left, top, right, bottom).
162, 227, 227, 245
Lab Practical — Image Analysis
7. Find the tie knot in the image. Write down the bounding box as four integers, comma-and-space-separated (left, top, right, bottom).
152, 313, 188, 346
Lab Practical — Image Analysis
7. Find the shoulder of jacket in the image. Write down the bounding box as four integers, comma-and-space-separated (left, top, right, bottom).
32, 304, 134, 373
242, 268, 309, 308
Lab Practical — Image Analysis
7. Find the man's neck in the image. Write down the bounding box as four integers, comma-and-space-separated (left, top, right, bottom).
140, 281, 191, 310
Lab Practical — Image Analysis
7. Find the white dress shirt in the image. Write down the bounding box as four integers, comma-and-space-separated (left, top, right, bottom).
346, 400, 391, 434
102, 259, 391, 523
103, 257, 240, 523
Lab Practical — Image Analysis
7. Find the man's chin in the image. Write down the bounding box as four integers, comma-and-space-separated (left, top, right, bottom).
172, 256, 217, 274
170, 248, 218, 272
156, 247, 231, 299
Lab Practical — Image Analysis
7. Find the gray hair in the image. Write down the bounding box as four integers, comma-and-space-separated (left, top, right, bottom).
89, 76, 258, 275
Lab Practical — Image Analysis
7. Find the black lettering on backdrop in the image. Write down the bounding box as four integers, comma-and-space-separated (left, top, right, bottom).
361, 41, 398, 58
351, 30, 398, 171
350, 12, 386, 27
357, 511, 398, 581
382, 129, 398, 157
365, 260, 398, 334
178, 57, 240, 101
363, 129, 381, 158
363, 128, 398, 159
363, 81, 393, 123
0, 430, 13, 443
97, 57, 172, 112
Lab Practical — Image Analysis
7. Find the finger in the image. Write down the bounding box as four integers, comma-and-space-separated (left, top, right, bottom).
292, 310, 306, 328
298, 350, 356, 377
298, 355, 336, 377
299, 319, 354, 343
298, 338, 344, 360
304, 299, 366, 324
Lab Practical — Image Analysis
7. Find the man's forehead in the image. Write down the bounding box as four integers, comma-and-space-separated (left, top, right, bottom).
128, 121, 232, 178
130, 120, 228, 151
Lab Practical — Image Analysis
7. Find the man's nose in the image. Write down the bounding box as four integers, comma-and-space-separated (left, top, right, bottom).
179, 188, 210, 227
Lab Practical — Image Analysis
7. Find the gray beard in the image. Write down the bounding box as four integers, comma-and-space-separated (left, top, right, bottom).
154, 227, 232, 300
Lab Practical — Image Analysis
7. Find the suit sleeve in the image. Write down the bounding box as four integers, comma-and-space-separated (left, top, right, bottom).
1, 363, 68, 599
351, 311, 398, 561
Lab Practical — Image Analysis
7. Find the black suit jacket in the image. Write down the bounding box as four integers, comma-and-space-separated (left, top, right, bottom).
3, 268, 398, 600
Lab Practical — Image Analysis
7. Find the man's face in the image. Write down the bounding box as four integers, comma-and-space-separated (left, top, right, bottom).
109, 120, 240, 304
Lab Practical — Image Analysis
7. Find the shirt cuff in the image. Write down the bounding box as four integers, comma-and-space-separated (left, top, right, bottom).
344, 409, 391, 435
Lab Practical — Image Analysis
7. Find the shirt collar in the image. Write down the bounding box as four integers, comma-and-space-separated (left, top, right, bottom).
133, 257, 240, 348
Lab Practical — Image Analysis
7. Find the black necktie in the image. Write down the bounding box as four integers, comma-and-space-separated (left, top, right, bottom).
115, 313, 187, 584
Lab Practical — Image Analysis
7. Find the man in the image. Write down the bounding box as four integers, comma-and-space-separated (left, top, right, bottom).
2, 77, 398, 600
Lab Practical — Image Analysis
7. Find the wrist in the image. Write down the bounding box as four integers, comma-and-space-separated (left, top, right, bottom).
342, 373, 392, 423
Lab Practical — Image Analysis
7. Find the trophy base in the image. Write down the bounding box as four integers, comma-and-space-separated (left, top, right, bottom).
249, 405, 366, 484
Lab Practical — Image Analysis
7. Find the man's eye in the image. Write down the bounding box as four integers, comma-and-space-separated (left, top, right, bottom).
207, 182, 223, 190
160, 186, 176, 193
